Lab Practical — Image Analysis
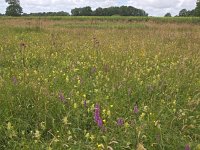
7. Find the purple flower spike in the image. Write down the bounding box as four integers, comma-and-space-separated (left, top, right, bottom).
12, 76, 17, 85
94, 103, 103, 128
185, 144, 190, 150
97, 118, 103, 127
117, 118, 124, 126
84, 100, 87, 108
94, 104, 100, 123
58, 92, 66, 103
134, 104, 139, 114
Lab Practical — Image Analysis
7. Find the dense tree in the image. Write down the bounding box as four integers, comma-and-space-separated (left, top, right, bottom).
94, 7, 104, 16
72, 6, 148, 16
71, 8, 80, 16
71, 6, 92, 16
164, 13, 172, 17
179, 9, 188, 16
81, 6, 92, 16
5, 0, 23, 16
27, 11, 70, 16
195, 0, 200, 16
178, 8, 196, 17
187, 9, 195, 16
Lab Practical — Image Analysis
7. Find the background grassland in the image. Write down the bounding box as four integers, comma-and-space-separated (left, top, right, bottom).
0, 17, 200, 150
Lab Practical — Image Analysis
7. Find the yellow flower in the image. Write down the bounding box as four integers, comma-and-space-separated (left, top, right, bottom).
63, 117, 68, 125
125, 122, 129, 128
144, 106, 148, 112
97, 143, 104, 149
40, 121, 46, 130
7, 122, 12, 130
107, 110, 111, 117
137, 143, 147, 150
65, 76, 69, 82
34, 130, 41, 139
85, 133, 90, 139
74, 103, 77, 109
90, 135, 95, 141
139, 113, 145, 121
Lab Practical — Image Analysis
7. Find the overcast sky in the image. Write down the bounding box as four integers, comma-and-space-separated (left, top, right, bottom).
0, 0, 197, 16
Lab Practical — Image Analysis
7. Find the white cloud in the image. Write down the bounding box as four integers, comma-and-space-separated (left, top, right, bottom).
20, 0, 117, 13
0, 0, 197, 16
127, 0, 196, 16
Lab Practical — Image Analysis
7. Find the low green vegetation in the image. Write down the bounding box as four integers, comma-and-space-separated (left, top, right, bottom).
0, 17, 199, 150
1, 16, 200, 23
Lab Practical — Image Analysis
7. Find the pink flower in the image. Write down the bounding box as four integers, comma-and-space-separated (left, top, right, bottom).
185, 144, 190, 150
134, 104, 139, 114
117, 118, 124, 126
94, 103, 103, 128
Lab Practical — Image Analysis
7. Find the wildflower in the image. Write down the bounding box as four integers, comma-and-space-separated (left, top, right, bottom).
97, 118, 103, 127
34, 130, 41, 139
90, 135, 95, 141
84, 100, 87, 107
74, 103, 77, 109
7, 122, 12, 130
107, 110, 111, 117
185, 144, 190, 150
97, 143, 104, 149
144, 106, 148, 112
136, 143, 146, 150
85, 133, 90, 139
63, 117, 68, 125
154, 120, 161, 129
58, 92, 66, 103
139, 113, 145, 121
94, 103, 103, 128
12, 76, 17, 85
124, 122, 130, 128
117, 118, 124, 126
40, 121, 46, 130
94, 104, 100, 122
134, 102, 139, 114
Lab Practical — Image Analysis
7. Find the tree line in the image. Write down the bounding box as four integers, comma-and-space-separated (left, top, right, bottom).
165, 8, 198, 17
23, 11, 70, 16
2, 0, 200, 17
71, 6, 148, 16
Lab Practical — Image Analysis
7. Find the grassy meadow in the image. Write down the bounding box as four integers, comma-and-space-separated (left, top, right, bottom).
0, 16, 200, 150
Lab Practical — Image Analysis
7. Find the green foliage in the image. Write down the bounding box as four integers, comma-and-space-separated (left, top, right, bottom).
71, 6, 148, 16
5, 0, 20, 4
179, 9, 188, 16
5, 0, 23, 16
195, 0, 200, 16
164, 13, 172, 17
178, 8, 197, 17
71, 6, 93, 16
25, 11, 70, 16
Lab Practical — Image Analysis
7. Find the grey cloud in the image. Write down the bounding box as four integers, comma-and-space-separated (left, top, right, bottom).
0, 0, 197, 16
127, 0, 196, 16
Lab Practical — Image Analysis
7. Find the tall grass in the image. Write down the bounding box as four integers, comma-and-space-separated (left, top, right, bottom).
1, 16, 200, 24
0, 17, 199, 150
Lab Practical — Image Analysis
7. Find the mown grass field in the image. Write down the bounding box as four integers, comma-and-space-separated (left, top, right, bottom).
0, 16, 200, 150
